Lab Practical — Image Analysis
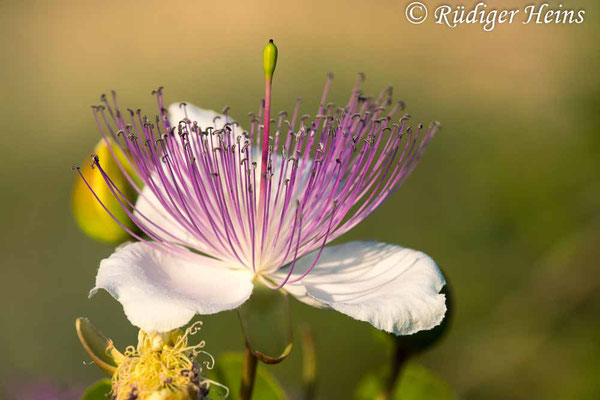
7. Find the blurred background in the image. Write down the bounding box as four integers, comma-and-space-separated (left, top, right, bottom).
1, 0, 598, 399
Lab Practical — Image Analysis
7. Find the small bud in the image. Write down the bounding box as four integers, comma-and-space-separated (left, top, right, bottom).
72, 139, 141, 243
263, 39, 278, 81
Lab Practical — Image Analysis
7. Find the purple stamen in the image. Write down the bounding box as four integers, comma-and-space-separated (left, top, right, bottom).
76, 74, 438, 286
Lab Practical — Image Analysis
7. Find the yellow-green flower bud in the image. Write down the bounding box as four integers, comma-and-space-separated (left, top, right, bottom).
263, 39, 278, 81
72, 139, 140, 243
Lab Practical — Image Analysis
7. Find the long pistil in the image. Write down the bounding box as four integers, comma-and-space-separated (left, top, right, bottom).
258, 39, 278, 264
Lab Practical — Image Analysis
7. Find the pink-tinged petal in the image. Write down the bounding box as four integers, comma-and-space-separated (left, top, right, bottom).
273, 241, 446, 335
90, 242, 254, 332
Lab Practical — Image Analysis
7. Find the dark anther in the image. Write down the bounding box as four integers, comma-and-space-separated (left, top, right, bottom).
179, 102, 187, 109
357, 72, 366, 81
221, 105, 230, 114
327, 72, 334, 80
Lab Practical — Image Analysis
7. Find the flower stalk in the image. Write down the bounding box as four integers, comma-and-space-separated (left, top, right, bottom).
380, 342, 410, 400
240, 344, 259, 400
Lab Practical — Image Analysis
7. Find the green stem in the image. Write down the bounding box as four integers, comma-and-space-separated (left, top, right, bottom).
240, 344, 258, 400
301, 327, 317, 400
381, 343, 410, 400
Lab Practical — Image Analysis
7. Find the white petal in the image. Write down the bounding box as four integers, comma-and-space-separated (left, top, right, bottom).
168, 102, 229, 130
90, 242, 254, 332
273, 241, 446, 335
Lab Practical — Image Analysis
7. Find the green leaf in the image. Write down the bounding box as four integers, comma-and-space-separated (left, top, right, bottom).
211, 352, 287, 400
80, 379, 112, 400
355, 363, 457, 400
237, 281, 293, 364
75, 317, 124, 375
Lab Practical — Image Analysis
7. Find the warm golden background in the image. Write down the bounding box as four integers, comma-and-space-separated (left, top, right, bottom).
1, 0, 599, 398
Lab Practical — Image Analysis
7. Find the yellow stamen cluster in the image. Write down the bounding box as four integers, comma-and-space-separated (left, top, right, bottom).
111, 322, 209, 400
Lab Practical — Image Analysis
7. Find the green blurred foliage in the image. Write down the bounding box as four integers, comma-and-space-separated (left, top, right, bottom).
211, 353, 286, 399
0, 0, 598, 399
355, 363, 456, 400
80, 379, 111, 400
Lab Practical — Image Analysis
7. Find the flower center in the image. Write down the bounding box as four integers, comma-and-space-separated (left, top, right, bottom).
111, 322, 211, 400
